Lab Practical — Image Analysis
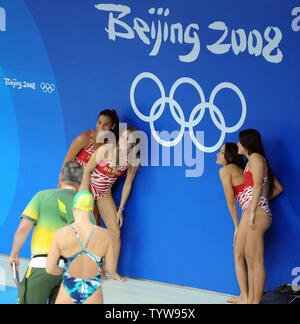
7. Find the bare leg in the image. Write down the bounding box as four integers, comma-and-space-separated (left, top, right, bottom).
233, 212, 249, 304
93, 202, 101, 226
245, 209, 271, 304
96, 194, 125, 282
93, 200, 107, 279
55, 285, 75, 305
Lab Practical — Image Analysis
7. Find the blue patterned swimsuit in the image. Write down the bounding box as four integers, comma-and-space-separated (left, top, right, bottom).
62, 225, 102, 304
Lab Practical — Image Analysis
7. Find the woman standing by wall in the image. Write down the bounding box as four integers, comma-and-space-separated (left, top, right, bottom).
237, 129, 283, 304
79, 126, 140, 282
217, 142, 247, 304
59, 109, 120, 225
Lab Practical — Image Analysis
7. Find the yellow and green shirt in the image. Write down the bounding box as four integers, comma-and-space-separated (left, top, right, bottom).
22, 189, 95, 257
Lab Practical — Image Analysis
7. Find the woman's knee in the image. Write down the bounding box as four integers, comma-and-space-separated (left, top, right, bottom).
246, 254, 264, 269
245, 251, 254, 268
245, 242, 255, 267
107, 226, 120, 240
234, 248, 245, 262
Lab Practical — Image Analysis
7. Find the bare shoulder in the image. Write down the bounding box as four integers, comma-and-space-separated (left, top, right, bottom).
93, 226, 111, 241
219, 165, 231, 177
248, 153, 264, 167
53, 226, 71, 241
250, 152, 264, 161
76, 130, 92, 145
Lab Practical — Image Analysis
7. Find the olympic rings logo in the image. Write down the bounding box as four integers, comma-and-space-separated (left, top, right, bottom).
40, 82, 55, 94
130, 72, 247, 153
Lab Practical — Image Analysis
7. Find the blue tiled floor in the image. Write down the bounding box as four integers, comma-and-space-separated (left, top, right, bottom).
0, 286, 18, 304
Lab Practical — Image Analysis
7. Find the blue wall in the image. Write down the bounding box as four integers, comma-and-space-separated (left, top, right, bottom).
0, 0, 299, 295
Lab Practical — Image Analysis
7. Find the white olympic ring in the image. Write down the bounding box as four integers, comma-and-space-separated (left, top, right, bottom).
130, 72, 247, 153
40, 83, 55, 94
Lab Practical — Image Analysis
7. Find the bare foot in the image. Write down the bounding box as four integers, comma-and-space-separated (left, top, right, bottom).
227, 296, 240, 304
101, 268, 109, 281
110, 272, 127, 282
236, 298, 249, 304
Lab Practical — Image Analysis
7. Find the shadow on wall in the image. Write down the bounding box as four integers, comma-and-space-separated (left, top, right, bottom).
264, 141, 300, 291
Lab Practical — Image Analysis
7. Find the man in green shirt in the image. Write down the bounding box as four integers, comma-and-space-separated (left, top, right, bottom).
8, 161, 95, 304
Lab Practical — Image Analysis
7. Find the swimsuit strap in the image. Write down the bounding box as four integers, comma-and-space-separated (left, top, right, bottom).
85, 225, 96, 249
70, 225, 96, 251
89, 130, 95, 147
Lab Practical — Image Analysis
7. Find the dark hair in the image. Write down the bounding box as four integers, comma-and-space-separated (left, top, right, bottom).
224, 142, 245, 169
239, 129, 275, 197
97, 109, 120, 141
111, 126, 140, 170
61, 161, 84, 185
125, 126, 140, 144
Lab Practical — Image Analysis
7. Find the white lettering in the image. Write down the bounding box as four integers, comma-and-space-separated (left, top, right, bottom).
248, 29, 263, 57
94, 4, 283, 64
3, 77, 36, 91
179, 24, 200, 63
150, 19, 162, 56
292, 7, 300, 32
207, 21, 283, 63
95, 4, 201, 63
133, 18, 150, 45
105, 308, 139, 322
207, 21, 231, 54
95, 3, 130, 19
292, 267, 300, 292
94, 4, 134, 41
262, 26, 283, 63
0, 7, 6, 32
170, 23, 183, 44
231, 29, 247, 55
148, 308, 196, 319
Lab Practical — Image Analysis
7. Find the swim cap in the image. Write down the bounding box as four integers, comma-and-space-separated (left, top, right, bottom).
73, 191, 94, 211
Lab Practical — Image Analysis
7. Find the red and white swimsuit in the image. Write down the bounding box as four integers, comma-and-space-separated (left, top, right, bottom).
74, 131, 128, 200
233, 167, 272, 218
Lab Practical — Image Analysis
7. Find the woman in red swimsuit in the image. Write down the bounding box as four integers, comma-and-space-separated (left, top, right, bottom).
217, 142, 246, 304
237, 129, 283, 304
59, 109, 119, 225
80, 126, 140, 282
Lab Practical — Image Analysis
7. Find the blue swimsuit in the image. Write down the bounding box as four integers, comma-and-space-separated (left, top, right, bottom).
62, 225, 102, 304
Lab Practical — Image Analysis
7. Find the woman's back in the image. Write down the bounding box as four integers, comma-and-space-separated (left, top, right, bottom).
245, 153, 270, 199
60, 223, 110, 280
225, 164, 244, 187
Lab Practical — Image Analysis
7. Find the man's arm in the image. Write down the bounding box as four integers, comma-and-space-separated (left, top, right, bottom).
8, 219, 34, 272
8, 191, 41, 272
